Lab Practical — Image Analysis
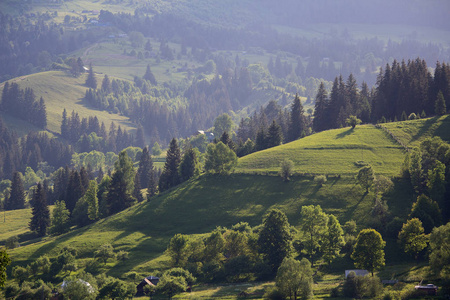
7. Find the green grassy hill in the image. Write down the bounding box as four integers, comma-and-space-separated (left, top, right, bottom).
0, 71, 135, 136
237, 124, 405, 176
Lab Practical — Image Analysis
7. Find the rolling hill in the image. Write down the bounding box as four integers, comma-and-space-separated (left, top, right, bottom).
0, 71, 136, 136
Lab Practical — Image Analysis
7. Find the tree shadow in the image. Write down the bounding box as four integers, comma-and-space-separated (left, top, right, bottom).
343, 191, 368, 221
336, 128, 354, 139
410, 117, 438, 143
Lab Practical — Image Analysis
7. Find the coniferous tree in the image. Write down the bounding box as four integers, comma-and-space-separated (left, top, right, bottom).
29, 183, 50, 236
101, 74, 111, 94
147, 169, 158, 199
435, 91, 446, 116
107, 151, 136, 214
135, 125, 145, 148
179, 147, 200, 182
138, 146, 153, 189
313, 82, 329, 132
65, 170, 84, 213
5, 171, 25, 210
143, 64, 157, 85
159, 138, 181, 192
266, 120, 283, 148
85, 180, 99, 221
133, 172, 144, 202
220, 131, 235, 151
288, 94, 306, 142
85, 63, 97, 89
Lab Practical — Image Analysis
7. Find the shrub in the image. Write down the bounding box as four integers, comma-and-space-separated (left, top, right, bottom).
408, 113, 417, 120
314, 175, 327, 186
5, 236, 19, 249
263, 286, 285, 300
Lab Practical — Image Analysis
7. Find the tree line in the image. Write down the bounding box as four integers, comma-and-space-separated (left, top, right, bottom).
1, 83, 47, 129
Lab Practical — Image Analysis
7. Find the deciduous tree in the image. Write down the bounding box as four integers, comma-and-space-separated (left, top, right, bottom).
50, 200, 70, 235
356, 165, 374, 193
300, 205, 328, 265
276, 257, 313, 300
398, 218, 428, 259
351, 229, 386, 276
204, 142, 238, 175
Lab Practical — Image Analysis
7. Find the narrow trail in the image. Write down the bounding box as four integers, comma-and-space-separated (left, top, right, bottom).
82, 43, 99, 64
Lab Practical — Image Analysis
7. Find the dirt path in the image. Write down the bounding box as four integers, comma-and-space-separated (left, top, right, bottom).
82, 43, 99, 64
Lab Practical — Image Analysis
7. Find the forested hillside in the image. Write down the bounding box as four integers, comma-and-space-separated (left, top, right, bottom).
0, 0, 450, 299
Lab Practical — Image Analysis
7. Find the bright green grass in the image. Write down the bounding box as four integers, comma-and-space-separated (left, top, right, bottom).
383, 115, 450, 148
237, 125, 405, 176
0, 208, 32, 242
8, 173, 413, 277
0, 71, 135, 135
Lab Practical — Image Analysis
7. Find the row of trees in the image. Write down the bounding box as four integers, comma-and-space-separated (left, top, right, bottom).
1, 83, 47, 128
313, 59, 450, 133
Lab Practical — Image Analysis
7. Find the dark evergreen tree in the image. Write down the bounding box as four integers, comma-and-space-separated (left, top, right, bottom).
147, 169, 158, 199
80, 166, 90, 191
65, 170, 84, 213
5, 172, 25, 210
313, 82, 329, 132
266, 120, 283, 148
255, 127, 267, 151
220, 131, 235, 151
288, 94, 306, 141
107, 151, 136, 214
101, 75, 111, 94
29, 183, 50, 236
179, 147, 199, 182
133, 172, 144, 203
143, 64, 157, 85
435, 90, 446, 116
85, 63, 97, 89
135, 125, 145, 148
138, 146, 153, 189
159, 138, 181, 192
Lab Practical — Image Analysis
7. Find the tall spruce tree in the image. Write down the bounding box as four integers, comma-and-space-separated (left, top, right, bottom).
85, 63, 97, 89
288, 94, 306, 141
435, 90, 446, 115
29, 183, 50, 236
313, 82, 329, 132
159, 138, 181, 192
138, 146, 153, 189
107, 150, 136, 214
65, 170, 84, 213
179, 147, 200, 182
5, 171, 25, 210
266, 120, 283, 148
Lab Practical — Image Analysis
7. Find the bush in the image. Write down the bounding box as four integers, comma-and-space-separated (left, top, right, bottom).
314, 175, 327, 186
343, 272, 383, 299
5, 235, 19, 249
408, 113, 417, 120
263, 286, 285, 300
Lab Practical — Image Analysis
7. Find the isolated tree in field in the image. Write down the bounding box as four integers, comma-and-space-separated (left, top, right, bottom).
429, 222, 450, 274
159, 138, 181, 192
204, 142, 238, 175
50, 200, 70, 235
351, 229, 386, 276
213, 113, 234, 139
107, 150, 136, 214
346, 115, 361, 129
85, 63, 97, 89
95, 243, 115, 265
398, 218, 428, 259
321, 214, 345, 264
280, 159, 294, 182
29, 183, 50, 236
276, 257, 313, 300
356, 165, 374, 192
5, 171, 25, 210
300, 205, 328, 266
258, 209, 293, 271
435, 91, 446, 115
288, 94, 306, 141
179, 147, 201, 182
143, 64, 157, 85
0, 248, 10, 287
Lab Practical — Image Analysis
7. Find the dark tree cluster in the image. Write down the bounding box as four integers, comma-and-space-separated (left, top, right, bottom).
313, 59, 450, 133
0, 12, 100, 82
61, 109, 137, 153
235, 95, 308, 156
1, 83, 47, 128
0, 118, 72, 180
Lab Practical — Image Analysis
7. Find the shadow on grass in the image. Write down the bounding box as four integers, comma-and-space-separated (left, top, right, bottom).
336, 128, 354, 139
343, 191, 368, 221
434, 115, 450, 142
410, 116, 438, 143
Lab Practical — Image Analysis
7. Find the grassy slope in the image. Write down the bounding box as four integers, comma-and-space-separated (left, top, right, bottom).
237, 124, 405, 176
0, 71, 135, 135
383, 115, 450, 148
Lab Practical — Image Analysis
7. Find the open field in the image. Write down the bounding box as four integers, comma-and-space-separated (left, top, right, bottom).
237, 124, 406, 176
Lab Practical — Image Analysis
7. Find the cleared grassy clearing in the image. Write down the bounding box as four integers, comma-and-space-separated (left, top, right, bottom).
237, 125, 405, 176
0, 71, 135, 135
